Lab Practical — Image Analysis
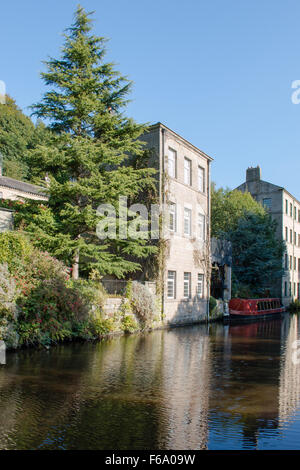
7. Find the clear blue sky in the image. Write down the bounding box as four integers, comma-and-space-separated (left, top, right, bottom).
1, 0, 300, 197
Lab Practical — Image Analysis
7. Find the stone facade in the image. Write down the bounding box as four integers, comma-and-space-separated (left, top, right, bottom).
236, 167, 300, 306
140, 123, 213, 325
0, 208, 13, 232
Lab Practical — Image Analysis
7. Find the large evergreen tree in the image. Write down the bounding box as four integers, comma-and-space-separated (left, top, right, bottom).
27, 5, 157, 279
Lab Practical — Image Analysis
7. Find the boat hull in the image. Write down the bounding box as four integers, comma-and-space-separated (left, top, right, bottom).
228, 298, 285, 321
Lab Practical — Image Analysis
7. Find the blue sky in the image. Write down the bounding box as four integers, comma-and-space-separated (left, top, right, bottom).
1, 0, 300, 197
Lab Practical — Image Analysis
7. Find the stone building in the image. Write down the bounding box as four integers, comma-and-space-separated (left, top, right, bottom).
0, 173, 47, 232
140, 123, 213, 325
236, 166, 300, 306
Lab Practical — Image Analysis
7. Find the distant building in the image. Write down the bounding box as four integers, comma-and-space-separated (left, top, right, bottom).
236, 166, 300, 306
140, 123, 213, 324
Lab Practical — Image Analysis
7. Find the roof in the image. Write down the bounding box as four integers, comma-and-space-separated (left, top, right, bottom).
0, 176, 47, 198
149, 122, 214, 162
237, 179, 300, 207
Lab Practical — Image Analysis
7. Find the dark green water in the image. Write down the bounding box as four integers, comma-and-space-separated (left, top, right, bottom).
0, 314, 300, 450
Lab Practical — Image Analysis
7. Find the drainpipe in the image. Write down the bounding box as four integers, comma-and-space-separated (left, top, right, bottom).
161, 127, 165, 322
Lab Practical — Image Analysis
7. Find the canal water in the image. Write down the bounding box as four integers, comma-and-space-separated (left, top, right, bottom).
0, 314, 300, 450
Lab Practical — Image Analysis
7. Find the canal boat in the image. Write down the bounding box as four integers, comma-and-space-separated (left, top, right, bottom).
229, 298, 285, 320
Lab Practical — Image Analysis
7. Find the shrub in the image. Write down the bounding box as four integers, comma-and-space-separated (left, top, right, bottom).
91, 316, 118, 337
121, 314, 139, 333
0, 264, 19, 348
0, 231, 32, 272
69, 279, 107, 313
289, 300, 300, 312
130, 281, 156, 328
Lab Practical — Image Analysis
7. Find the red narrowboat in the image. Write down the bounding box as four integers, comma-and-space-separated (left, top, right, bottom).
229, 298, 285, 319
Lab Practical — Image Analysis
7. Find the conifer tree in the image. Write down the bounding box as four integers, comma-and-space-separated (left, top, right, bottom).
28, 5, 157, 279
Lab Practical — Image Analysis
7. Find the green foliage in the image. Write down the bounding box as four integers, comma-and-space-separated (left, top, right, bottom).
289, 300, 300, 312
0, 264, 19, 348
91, 316, 118, 337
0, 231, 118, 348
68, 279, 107, 312
211, 183, 265, 237
26, 5, 157, 279
0, 96, 34, 179
227, 212, 285, 298
121, 314, 139, 333
0, 230, 32, 271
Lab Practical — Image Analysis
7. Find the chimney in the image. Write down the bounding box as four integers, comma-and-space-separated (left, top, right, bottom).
246, 166, 261, 183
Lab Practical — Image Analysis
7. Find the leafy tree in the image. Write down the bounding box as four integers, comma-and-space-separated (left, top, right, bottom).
26, 5, 157, 279
226, 212, 285, 298
0, 96, 34, 179
211, 183, 265, 237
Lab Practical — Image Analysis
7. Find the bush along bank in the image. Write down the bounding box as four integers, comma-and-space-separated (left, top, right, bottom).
0, 231, 161, 350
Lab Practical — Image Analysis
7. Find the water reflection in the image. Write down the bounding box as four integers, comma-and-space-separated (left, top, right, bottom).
0, 315, 299, 450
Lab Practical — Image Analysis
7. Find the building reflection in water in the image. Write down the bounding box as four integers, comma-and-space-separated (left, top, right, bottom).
279, 314, 300, 423
157, 325, 211, 450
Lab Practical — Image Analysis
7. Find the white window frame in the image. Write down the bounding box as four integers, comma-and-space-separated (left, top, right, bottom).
184, 157, 192, 186
184, 208, 192, 236
198, 213, 205, 241
168, 202, 177, 232
168, 148, 177, 179
197, 274, 204, 299
198, 166, 205, 193
184, 272, 191, 299
167, 271, 176, 299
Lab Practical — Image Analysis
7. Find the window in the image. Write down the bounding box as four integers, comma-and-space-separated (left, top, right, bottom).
169, 202, 176, 232
263, 198, 272, 211
284, 282, 288, 297
198, 166, 205, 192
184, 272, 191, 299
290, 229, 293, 244
285, 200, 288, 214
167, 271, 176, 299
294, 257, 297, 271
197, 274, 204, 298
198, 213, 205, 240
290, 255, 293, 270
285, 254, 288, 269
290, 203, 293, 217
168, 148, 177, 178
285, 227, 288, 241
184, 208, 192, 236
184, 158, 192, 186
